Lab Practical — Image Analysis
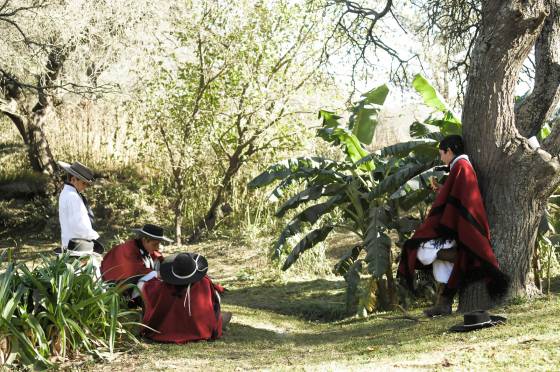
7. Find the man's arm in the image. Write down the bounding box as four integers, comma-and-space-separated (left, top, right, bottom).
63, 193, 99, 240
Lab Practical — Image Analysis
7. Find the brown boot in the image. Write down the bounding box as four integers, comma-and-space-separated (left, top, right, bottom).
436, 247, 457, 262
222, 311, 233, 331
424, 288, 453, 317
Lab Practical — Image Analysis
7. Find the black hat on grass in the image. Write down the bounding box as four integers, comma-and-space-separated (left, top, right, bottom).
449, 310, 506, 332
159, 253, 208, 286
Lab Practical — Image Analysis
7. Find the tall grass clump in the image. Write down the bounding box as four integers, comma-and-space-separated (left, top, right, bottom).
0, 252, 140, 368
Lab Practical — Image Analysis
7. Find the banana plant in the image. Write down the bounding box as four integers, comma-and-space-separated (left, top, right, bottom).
250, 75, 462, 315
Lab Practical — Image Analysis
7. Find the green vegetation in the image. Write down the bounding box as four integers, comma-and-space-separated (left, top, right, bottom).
0, 252, 139, 368
249, 75, 464, 315
73, 239, 558, 372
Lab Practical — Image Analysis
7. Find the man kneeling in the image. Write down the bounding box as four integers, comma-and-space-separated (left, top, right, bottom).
139, 252, 231, 343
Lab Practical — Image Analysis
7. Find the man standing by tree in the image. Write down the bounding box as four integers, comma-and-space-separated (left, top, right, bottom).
58, 161, 101, 251
398, 136, 510, 316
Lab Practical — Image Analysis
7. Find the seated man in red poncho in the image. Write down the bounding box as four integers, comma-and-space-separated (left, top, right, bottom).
398, 135, 510, 317
139, 252, 232, 343
101, 223, 171, 284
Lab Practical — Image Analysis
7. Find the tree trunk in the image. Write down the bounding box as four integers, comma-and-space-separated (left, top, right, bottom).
187, 151, 241, 243
26, 107, 57, 176
174, 199, 184, 245
459, 1, 560, 311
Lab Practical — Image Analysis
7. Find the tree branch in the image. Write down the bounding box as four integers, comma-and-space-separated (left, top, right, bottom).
516, 1, 560, 138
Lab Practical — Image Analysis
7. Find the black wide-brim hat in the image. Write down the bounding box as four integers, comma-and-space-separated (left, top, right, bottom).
449, 310, 507, 332
57, 161, 94, 183
132, 223, 173, 242
159, 253, 208, 286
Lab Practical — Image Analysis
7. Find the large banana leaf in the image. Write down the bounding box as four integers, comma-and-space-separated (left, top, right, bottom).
412, 74, 450, 114
318, 109, 342, 128
364, 207, 391, 278
318, 127, 373, 170
282, 225, 334, 270
273, 194, 345, 257
368, 161, 433, 199
248, 156, 342, 189
349, 84, 389, 145
276, 184, 344, 217
380, 139, 437, 158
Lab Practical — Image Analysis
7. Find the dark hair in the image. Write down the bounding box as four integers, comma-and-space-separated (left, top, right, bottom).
439, 135, 464, 155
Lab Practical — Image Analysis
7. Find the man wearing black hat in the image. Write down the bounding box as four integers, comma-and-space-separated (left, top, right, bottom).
101, 224, 171, 284
140, 252, 230, 343
57, 161, 100, 249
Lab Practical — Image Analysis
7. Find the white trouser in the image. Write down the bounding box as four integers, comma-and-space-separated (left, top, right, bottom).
417, 239, 456, 283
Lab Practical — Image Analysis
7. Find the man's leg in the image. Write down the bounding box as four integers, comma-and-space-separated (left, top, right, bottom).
424, 288, 453, 317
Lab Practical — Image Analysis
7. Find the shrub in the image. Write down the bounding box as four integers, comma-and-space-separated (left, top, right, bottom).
0, 252, 140, 368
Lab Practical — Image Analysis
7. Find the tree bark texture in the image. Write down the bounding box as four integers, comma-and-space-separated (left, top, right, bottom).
460, 1, 560, 311
187, 151, 240, 243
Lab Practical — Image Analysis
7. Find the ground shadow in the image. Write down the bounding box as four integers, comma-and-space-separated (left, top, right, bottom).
224, 278, 347, 322
543, 275, 560, 294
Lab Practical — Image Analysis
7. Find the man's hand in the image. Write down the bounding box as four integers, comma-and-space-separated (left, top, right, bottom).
429, 177, 441, 192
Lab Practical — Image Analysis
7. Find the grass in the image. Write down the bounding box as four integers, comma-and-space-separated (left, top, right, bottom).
2, 236, 559, 371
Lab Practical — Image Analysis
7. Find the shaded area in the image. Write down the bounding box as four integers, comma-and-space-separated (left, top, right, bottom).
0, 141, 25, 156
543, 275, 560, 294
225, 278, 347, 322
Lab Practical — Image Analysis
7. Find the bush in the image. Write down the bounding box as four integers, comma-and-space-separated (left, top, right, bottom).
0, 252, 140, 368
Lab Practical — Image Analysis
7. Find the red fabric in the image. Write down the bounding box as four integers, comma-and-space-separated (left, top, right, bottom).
398, 158, 509, 298
141, 276, 223, 343
101, 239, 163, 282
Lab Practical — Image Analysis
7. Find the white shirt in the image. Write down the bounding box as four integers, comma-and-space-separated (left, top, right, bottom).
59, 184, 99, 248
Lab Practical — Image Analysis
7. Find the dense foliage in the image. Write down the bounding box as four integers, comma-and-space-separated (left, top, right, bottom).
0, 253, 139, 368
250, 74, 462, 314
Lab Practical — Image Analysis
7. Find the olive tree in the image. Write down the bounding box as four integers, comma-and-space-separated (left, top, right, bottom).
145, 0, 333, 244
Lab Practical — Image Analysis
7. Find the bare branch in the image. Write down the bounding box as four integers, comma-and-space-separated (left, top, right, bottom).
517, 1, 560, 138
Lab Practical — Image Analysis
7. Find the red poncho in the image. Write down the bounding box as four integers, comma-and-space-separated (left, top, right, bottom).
398, 158, 509, 298
101, 239, 163, 282
141, 276, 224, 343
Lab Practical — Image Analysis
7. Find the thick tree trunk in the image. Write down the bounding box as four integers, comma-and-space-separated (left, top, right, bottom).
26, 107, 57, 176
459, 1, 560, 311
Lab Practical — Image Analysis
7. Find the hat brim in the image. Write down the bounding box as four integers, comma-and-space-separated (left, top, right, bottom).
58, 161, 93, 184
449, 315, 506, 332
159, 253, 208, 286
132, 228, 173, 243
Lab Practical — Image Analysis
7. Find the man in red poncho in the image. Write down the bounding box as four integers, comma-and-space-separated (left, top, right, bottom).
398, 135, 510, 317
140, 252, 231, 343
101, 223, 171, 284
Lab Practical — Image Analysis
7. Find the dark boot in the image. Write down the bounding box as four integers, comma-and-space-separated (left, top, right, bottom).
424, 287, 453, 317
436, 247, 457, 262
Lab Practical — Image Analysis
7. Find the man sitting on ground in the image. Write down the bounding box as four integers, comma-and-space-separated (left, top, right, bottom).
139, 252, 231, 343
398, 135, 510, 317
101, 223, 171, 284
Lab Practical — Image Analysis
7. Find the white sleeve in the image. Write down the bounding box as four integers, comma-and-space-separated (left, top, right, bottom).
132, 271, 158, 298
61, 192, 99, 242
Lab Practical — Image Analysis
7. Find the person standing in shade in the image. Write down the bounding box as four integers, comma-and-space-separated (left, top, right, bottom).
57, 161, 101, 251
